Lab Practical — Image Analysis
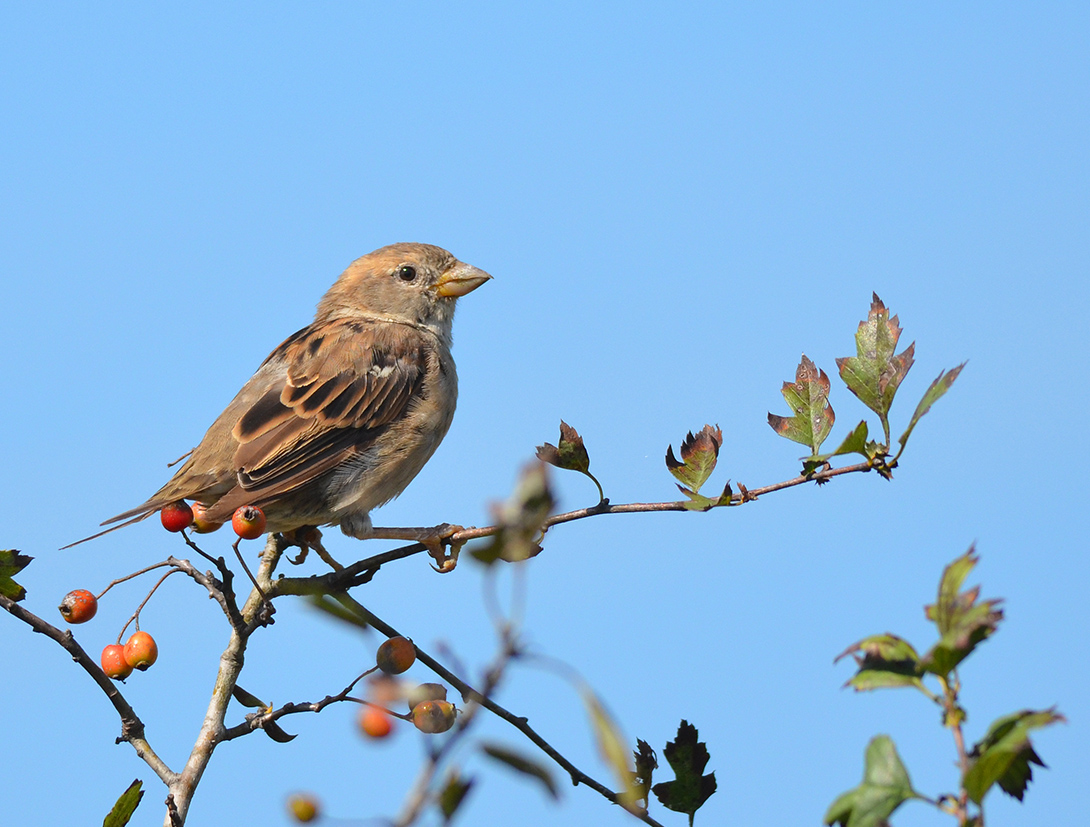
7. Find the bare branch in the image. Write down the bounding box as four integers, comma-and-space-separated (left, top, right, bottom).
0, 593, 177, 786
339, 595, 666, 827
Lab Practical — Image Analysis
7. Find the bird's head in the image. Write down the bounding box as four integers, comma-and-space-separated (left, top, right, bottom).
317, 243, 491, 342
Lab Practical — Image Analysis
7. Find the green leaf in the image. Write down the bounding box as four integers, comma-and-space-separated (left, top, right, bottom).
102, 779, 143, 827
835, 294, 915, 439
835, 634, 924, 692
651, 720, 717, 825
824, 736, 917, 827
665, 425, 723, 495
676, 488, 717, 512
898, 363, 966, 450
438, 769, 475, 822
0, 549, 33, 602
471, 462, 554, 565
537, 421, 605, 503
964, 708, 1065, 804
481, 743, 558, 800
921, 548, 1003, 676
768, 355, 836, 454
811, 421, 870, 464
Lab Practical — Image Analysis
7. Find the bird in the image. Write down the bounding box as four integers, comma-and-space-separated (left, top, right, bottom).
66, 242, 490, 553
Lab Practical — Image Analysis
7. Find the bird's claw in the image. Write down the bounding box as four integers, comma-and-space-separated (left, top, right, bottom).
426, 523, 464, 573
280, 526, 343, 570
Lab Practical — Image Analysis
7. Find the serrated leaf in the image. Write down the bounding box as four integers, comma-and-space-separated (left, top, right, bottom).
666, 425, 722, 495
102, 779, 143, 827
582, 689, 641, 813
481, 743, 558, 800
537, 421, 605, 504
964, 708, 1065, 804
651, 720, 717, 825
835, 294, 915, 436
537, 420, 590, 473
0, 549, 33, 602
835, 634, 924, 692
824, 736, 916, 827
232, 685, 269, 709
898, 363, 966, 450
439, 769, 475, 822
768, 355, 836, 454
633, 739, 658, 807
263, 720, 297, 743
471, 462, 553, 565
921, 548, 1003, 676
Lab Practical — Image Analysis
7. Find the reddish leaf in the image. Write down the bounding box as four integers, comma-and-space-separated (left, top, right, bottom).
665, 425, 722, 495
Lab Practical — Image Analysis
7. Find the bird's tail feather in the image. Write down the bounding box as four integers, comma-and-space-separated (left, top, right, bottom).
60, 510, 155, 549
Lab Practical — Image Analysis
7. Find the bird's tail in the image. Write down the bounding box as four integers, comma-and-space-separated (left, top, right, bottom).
60, 510, 156, 549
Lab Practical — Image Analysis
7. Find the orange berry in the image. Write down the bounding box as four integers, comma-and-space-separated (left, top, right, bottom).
58, 589, 98, 624
123, 631, 159, 671
358, 706, 394, 739
190, 502, 224, 534
376, 636, 416, 675
160, 501, 194, 533
412, 700, 456, 734
101, 644, 133, 680
232, 505, 267, 540
406, 682, 447, 711
286, 793, 320, 823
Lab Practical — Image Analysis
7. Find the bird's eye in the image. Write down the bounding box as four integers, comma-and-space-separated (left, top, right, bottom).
397, 265, 417, 282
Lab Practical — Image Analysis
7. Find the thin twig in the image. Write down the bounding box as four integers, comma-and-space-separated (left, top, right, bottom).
117, 569, 180, 642
339, 596, 666, 827
271, 460, 875, 598
0, 593, 177, 786
220, 669, 374, 741
96, 560, 176, 600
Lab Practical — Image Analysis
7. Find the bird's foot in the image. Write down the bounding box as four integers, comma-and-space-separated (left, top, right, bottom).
280, 526, 343, 570
367, 523, 466, 573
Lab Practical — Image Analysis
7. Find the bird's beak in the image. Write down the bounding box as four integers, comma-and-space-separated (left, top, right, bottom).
433, 262, 492, 298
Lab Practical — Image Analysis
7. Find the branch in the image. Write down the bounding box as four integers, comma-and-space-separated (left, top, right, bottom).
167, 556, 246, 631
220, 669, 370, 742
0, 593, 177, 786
271, 460, 875, 595
337, 595, 666, 827
165, 534, 283, 826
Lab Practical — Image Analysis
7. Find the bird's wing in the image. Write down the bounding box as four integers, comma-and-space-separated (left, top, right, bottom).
215, 318, 429, 509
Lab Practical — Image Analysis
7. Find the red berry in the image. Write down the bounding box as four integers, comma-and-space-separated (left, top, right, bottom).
190, 502, 224, 534
412, 700, 456, 734
232, 505, 267, 540
58, 589, 98, 624
123, 631, 159, 671
376, 636, 416, 675
160, 501, 194, 533
358, 706, 394, 739
101, 644, 133, 680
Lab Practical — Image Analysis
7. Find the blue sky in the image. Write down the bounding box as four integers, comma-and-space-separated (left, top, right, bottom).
1, 3, 1087, 826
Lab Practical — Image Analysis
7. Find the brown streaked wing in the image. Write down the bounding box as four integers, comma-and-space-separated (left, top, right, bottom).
223, 319, 428, 503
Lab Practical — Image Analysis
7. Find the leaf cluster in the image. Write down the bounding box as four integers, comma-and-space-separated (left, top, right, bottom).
828, 550, 1063, 826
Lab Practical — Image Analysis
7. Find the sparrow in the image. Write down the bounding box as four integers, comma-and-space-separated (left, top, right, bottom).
67, 243, 490, 549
